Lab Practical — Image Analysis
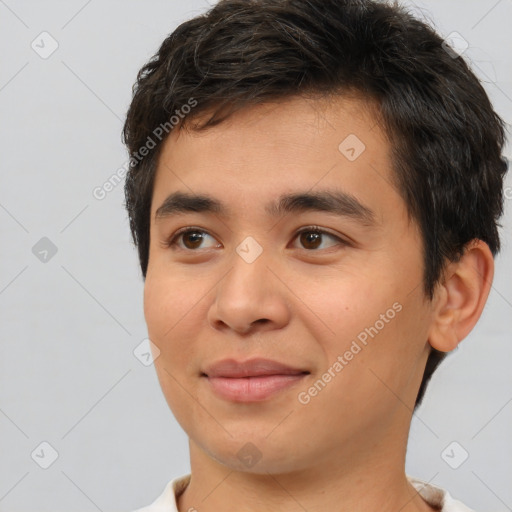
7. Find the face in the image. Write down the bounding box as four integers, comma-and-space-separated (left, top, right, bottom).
144, 95, 435, 474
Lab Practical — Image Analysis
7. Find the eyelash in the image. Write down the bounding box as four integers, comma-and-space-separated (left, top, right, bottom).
163, 225, 348, 252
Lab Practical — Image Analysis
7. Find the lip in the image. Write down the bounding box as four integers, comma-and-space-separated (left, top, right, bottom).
201, 358, 310, 402
202, 357, 308, 378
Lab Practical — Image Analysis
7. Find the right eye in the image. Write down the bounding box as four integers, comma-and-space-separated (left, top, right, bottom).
164, 227, 222, 251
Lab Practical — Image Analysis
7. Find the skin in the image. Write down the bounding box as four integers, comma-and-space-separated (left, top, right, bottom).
143, 94, 494, 512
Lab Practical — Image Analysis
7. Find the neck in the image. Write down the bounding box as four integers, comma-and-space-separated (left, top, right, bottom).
177, 416, 436, 512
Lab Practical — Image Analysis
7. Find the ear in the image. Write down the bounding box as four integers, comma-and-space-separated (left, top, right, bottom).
428, 240, 494, 353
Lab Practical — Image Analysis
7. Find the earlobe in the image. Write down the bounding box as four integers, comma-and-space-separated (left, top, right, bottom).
428, 240, 494, 353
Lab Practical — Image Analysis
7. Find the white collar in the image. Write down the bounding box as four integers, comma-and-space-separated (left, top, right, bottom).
134, 474, 475, 512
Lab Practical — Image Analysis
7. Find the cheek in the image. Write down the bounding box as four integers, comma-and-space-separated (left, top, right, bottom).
328, 292, 430, 416
144, 269, 214, 378
144, 272, 204, 427
144, 275, 189, 378
298, 270, 425, 385
291, 271, 396, 351
144, 268, 200, 341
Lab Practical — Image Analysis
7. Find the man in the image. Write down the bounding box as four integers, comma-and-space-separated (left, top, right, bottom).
122, 0, 508, 510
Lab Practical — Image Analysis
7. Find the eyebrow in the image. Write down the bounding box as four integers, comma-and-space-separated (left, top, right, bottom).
154, 190, 376, 226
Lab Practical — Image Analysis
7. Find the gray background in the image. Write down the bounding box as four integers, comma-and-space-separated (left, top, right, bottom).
1, 0, 511, 510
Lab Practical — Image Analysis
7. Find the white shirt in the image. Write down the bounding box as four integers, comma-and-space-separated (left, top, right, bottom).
132, 474, 475, 511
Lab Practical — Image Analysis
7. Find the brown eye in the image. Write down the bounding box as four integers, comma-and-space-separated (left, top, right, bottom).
299, 231, 322, 249
293, 227, 345, 251
166, 228, 221, 250
182, 231, 206, 249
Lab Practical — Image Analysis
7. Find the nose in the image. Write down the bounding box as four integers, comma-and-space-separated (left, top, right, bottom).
207, 248, 291, 336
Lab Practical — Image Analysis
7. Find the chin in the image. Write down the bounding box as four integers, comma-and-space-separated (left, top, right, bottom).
196, 432, 312, 475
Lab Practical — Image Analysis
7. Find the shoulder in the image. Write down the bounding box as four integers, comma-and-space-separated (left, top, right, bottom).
130, 474, 191, 512
408, 476, 475, 512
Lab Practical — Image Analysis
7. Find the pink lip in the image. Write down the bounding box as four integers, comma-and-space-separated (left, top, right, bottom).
202, 358, 309, 402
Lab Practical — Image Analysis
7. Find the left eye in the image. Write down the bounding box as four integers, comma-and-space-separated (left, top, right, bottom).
292, 227, 344, 250
164, 226, 345, 251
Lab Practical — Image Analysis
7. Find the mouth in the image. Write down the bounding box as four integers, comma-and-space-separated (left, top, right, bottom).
201, 358, 310, 402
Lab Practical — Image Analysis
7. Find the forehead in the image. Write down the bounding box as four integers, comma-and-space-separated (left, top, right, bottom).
150, 94, 399, 222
